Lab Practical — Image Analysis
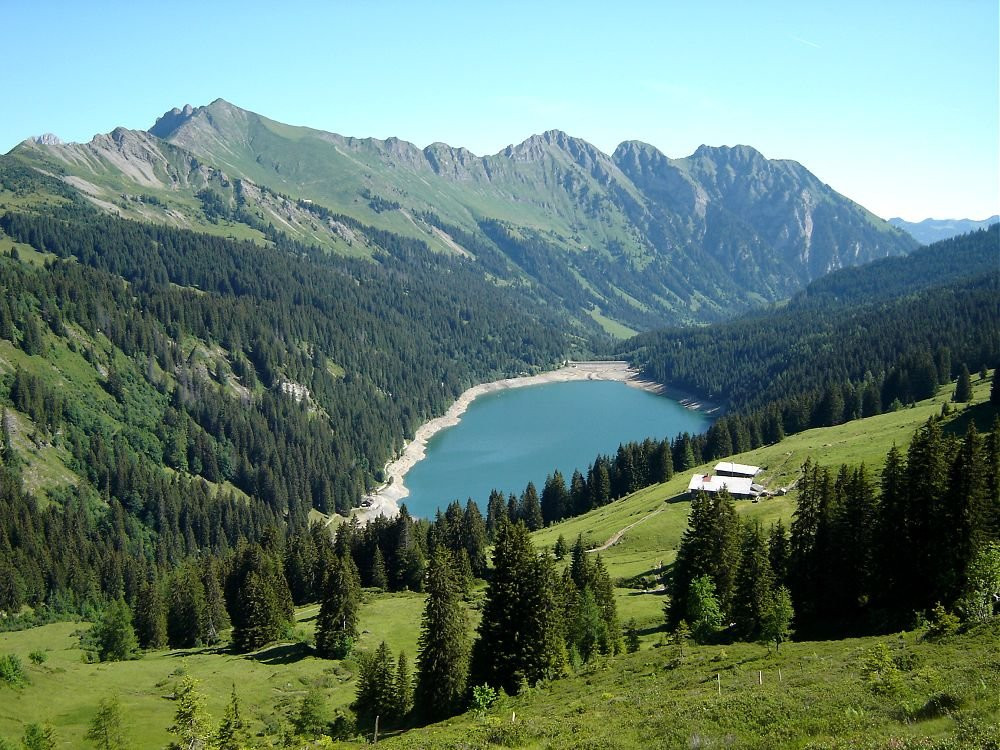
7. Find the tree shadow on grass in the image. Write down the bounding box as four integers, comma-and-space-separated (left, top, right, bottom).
248, 642, 313, 665
942, 400, 997, 437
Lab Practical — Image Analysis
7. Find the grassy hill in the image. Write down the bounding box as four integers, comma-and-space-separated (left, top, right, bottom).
1, 375, 993, 748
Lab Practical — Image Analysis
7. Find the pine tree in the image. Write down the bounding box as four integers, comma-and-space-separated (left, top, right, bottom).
228, 544, 293, 653
624, 619, 641, 653
569, 587, 605, 662
92, 598, 138, 662
370, 546, 389, 591
991, 373, 1000, 406
953, 364, 973, 403
201, 559, 229, 646
554, 534, 568, 560
292, 687, 328, 739
353, 641, 398, 731
214, 685, 250, 750
521, 482, 543, 531
485, 489, 507, 542
134, 578, 167, 650
732, 522, 774, 640
394, 651, 413, 723
768, 520, 790, 587
541, 470, 570, 526
167, 564, 208, 649
167, 677, 211, 750
315, 552, 361, 659
85, 695, 129, 750
943, 424, 990, 603
471, 520, 565, 694
462, 499, 488, 577
414, 548, 469, 722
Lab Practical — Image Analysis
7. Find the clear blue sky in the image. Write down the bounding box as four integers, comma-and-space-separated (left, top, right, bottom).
4, 1, 997, 221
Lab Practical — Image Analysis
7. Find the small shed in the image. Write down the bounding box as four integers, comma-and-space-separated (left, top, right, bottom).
714, 461, 761, 479
687, 473, 754, 498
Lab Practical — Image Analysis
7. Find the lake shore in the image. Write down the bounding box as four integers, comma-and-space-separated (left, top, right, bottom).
350, 361, 719, 523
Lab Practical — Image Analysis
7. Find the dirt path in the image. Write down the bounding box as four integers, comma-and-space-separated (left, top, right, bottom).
588, 507, 663, 552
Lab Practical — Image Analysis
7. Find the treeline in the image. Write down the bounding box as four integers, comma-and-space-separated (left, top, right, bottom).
667, 417, 1000, 643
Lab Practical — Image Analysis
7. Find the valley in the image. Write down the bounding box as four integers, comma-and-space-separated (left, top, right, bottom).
0, 95, 996, 750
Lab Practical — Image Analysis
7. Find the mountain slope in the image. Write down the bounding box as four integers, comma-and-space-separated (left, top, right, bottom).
10, 99, 918, 330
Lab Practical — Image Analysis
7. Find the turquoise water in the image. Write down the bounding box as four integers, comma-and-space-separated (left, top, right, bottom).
402, 380, 710, 518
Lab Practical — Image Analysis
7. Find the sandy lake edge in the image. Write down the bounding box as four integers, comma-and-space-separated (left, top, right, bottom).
348, 361, 720, 524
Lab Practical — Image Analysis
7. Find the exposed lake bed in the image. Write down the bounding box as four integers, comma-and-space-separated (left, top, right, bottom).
354, 363, 712, 521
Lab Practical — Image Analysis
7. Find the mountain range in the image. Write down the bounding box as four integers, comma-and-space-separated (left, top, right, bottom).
889, 214, 1000, 244
9, 98, 916, 332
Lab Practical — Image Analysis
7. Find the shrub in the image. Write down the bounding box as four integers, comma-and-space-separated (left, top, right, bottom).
28, 650, 46, 665
0, 653, 27, 687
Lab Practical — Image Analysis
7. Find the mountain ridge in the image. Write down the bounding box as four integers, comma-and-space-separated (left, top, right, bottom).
8, 98, 918, 331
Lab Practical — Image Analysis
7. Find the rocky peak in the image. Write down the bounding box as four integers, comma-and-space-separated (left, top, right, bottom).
149, 104, 197, 139
31, 133, 63, 146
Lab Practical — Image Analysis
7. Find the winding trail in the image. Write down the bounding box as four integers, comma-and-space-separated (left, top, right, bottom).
588, 506, 664, 553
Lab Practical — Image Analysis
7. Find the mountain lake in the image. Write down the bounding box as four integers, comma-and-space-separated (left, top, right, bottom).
401, 379, 711, 518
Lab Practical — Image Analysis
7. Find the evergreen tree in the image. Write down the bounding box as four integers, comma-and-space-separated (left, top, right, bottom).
214, 685, 250, 750
953, 364, 973, 403
570, 469, 589, 515
668, 489, 741, 626
292, 687, 328, 740
541, 470, 570, 526
485, 489, 507, 542
768, 520, 790, 587
569, 587, 605, 662
394, 651, 413, 723
624, 619, 641, 653
943, 424, 990, 603
167, 564, 208, 649
414, 548, 469, 722
991, 373, 1000, 405
521, 482, 543, 531
134, 578, 168, 650
315, 552, 361, 659
553, 534, 568, 561
167, 677, 211, 750
201, 559, 229, 646
462, 499, 488, 578
92, 598, 138, 662
85, 695, 129, 750
370, 546, 389, 591
732, 522, 774, 640
228, 543, 293, 653
471, 520, 565, 694
353, 641, 398, 731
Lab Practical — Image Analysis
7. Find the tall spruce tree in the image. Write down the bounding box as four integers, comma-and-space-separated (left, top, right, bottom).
134, 578, 168, 650
414, 548, 469, 722
227, 543, 293, 653
315, 552, 361, 659
485, 489, 507, 542
352, 641, 398, 731
471, 520, 565, 694
85, 695, 130, 750
732, 521, 774, 640
521, 482, 543, 531
953, 364, 973, 403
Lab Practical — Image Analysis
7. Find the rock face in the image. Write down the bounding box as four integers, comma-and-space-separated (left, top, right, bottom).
14, 99, 918, 330
31, 133, 63, 146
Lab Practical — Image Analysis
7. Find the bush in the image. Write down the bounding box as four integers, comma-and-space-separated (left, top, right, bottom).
28, 650, 46, 665
0, 653, 27, 687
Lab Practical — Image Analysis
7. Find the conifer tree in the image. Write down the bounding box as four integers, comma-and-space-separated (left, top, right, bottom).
21, 723, 56, 750
85, 695, 130, 750
768, 520, 790, 587
370, 546, 389, 591
685, 575, 722, 643
485, 489, 507, 542
315, 552, 361, 659
201, 559, 229, 646
471, 520, 565, 694
414, 548, 469, 722
521, 482, 543, 531
570, 469, 588, 515
462, 499, 488, 577
292, 687, 328, 740
167, 564, 208, 648
214, 685, 250, 750
167, 677, 211, 750
733, 521, 774, 640
541, 470, 570, 526
991, 374, 1000, 406
394, 651, 413, 722
353, 641, 398, 731
228, 544, 293, 653
93, 597, 138, 662
953, 364, 973, 403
